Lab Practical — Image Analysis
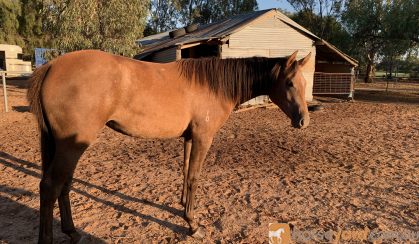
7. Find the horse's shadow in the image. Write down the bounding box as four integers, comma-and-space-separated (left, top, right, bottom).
12, 105, 30, 112
0, 188, 105, 243
0, 151, 189, 242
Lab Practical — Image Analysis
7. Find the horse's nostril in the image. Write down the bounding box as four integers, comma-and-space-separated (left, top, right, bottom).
299, 118, 304, 127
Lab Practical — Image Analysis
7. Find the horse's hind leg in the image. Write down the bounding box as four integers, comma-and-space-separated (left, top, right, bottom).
59, 178, 80, 242
39, 138, 89, 244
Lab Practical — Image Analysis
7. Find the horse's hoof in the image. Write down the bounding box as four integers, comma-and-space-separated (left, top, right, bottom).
68, 231, 82, 244
191, 227, 205, 239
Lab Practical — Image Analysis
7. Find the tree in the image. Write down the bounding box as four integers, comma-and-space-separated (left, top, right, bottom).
19, 0, 45, 57
145, 0, 180, 35
0, 0, 25, 46
383, 0, 418, 45
286, 0, 343, 39
285, 0, 352, 63
42, 0, 150, 57
194, 0, 258, 24
342, 0, 385, 82
144, 0, 258, 36
379, 0, 418, 77
176, 0, 258, 26
291, 11, 351, 51
342, 0, 418, 82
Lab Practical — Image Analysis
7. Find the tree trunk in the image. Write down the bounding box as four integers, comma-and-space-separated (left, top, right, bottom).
389, 56, 393, 78
364, 62, 373, 83
364, 51, 375, 83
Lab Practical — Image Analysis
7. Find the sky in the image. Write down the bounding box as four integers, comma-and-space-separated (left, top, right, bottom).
257, 0, 295, 13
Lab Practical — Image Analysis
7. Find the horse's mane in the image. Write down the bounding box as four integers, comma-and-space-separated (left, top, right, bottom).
177, 57, 288, 102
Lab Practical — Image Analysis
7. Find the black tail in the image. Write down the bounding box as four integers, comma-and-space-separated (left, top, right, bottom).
27, 62, 55, 172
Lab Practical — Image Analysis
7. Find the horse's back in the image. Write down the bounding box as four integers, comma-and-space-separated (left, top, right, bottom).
40, 50, 197, 140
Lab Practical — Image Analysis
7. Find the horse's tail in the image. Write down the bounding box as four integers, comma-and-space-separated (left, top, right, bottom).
27, 62, 55, 172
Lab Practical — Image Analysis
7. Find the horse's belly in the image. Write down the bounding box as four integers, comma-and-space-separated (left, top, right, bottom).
109, 110, 189, 139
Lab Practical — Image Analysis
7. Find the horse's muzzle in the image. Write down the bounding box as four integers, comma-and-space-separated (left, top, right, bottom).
292, 114, 310, 129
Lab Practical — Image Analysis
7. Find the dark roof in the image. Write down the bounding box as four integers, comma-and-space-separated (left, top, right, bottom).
136, 9, 358, 66
316, 40, 358, 66
136, 9, 273, 58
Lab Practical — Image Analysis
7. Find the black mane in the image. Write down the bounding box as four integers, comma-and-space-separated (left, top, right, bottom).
177, 57, 287, 102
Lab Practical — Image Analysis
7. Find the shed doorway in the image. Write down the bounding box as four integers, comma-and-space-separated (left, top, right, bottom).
181, 44, 219, 59
0, 51, 5, 70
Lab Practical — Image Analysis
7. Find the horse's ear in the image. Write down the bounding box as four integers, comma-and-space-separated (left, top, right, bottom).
286, 51, 298, 67
299, 52, 311, 66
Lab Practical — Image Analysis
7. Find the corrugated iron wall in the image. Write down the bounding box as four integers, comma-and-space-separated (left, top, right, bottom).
149, 47, 177, 63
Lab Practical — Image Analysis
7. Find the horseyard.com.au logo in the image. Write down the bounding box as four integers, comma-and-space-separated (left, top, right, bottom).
269, 223, 291, 244
269, 222, 418, 243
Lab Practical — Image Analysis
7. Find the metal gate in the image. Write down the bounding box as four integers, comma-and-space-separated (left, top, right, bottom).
313, 72, 354, 95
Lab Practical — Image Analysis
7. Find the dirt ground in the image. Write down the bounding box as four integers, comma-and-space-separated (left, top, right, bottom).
0, 79, 418, 243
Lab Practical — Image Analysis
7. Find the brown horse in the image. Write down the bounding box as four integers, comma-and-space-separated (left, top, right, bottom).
27, 50, 310, 243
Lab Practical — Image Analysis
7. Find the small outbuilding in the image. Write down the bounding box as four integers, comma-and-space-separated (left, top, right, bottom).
135, 9, 358, 102
0, 44, 32, 76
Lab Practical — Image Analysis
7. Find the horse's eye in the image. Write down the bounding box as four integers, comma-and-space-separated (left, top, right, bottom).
286, 80, 294, 88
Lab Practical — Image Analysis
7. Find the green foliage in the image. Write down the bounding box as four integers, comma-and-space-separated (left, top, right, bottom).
0, 0, 24, 46
377, 48, 419, 78
342, 0, 418, 79
383, 0, 418, 45
191, 0, 258, 25
1, 0, 151, 58
0, 0, 416, 73
146, 0, 179, 34
19, 0, 44, 57
285, 0, 418, 81
291, 11, 351, 52
286, 0, 343, 36
42, 0, 149, 57
146, 0, 258, 34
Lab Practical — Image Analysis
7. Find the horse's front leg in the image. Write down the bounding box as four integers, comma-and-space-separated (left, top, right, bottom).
184, 134, 213, 238
181, 136, 192, 206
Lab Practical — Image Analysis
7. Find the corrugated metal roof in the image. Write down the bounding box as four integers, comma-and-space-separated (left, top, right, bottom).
135, 8, 358, 66
136, 9, 273, 58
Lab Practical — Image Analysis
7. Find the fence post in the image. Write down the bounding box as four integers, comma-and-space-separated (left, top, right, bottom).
1, 72, 8, 112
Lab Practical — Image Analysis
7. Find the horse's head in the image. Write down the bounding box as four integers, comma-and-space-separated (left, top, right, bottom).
269, 51, 311, 129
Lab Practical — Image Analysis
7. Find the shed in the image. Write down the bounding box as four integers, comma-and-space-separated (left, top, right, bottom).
0, 44, 32, 77
135, 9, 358, 103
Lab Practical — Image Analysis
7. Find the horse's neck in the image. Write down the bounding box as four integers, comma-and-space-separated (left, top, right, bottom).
237, 81, 270, 104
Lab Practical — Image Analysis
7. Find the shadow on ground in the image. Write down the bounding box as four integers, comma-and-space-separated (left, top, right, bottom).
0, 192, 105, 243
0, 151, 189, 243
354, 89, 419, 104
12, 106, 30, 112
3, 77, 30, 89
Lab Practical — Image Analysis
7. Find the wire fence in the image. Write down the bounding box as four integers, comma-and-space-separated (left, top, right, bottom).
313, 72, 353, 95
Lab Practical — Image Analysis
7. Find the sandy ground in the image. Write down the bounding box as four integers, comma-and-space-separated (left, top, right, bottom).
0, 80, 418, 243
